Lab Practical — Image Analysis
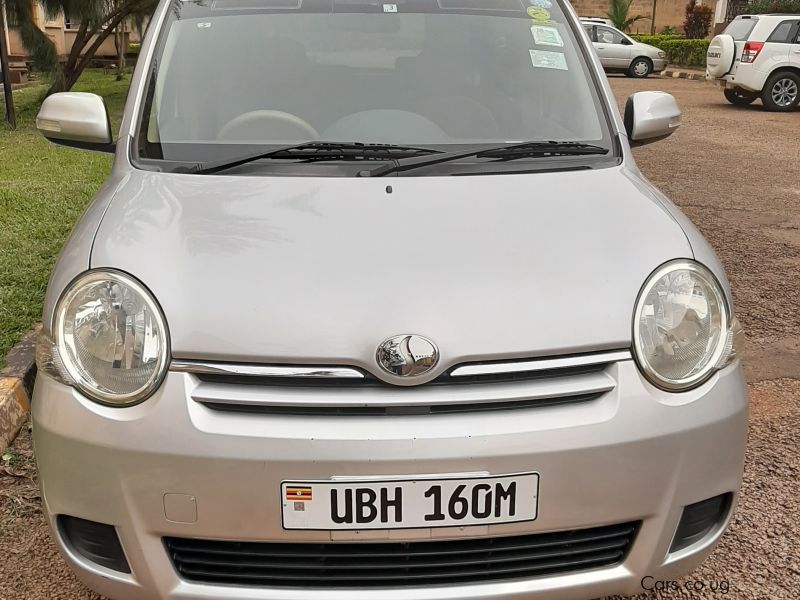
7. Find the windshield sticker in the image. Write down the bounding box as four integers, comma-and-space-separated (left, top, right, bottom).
383, 3, 398, 12
527, 7, 550, 21
529, 49, 568, 70
197, 22, 212, 29
531, 25, 563, 47
529, 0, 552, 7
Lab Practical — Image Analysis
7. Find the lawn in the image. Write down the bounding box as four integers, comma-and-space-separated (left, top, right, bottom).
0, 70, 131, 367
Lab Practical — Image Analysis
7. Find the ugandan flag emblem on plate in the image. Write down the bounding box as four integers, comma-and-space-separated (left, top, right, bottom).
286, 486, 312, 502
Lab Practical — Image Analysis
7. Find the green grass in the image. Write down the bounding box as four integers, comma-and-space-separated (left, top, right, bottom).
0, 70, 131, 367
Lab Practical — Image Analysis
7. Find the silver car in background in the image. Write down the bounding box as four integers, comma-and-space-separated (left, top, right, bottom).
583, 22, 668, 77
33, 0, 746, 598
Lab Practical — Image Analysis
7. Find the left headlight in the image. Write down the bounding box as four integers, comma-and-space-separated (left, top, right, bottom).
38, 270, 169, 406
658, 51, 666, 59
633, 260, 742, 391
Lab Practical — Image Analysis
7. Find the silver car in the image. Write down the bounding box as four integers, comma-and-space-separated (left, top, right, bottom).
33, 0, 746, 599
583, 23, 668, 77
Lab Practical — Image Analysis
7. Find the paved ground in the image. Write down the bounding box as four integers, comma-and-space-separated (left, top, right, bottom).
1, 76, 798, 599
610, 75, 800, 383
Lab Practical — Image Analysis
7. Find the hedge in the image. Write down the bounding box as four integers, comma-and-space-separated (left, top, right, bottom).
747, 0, 800, 13
630, 34, 685, 46
632, 36, 710, 68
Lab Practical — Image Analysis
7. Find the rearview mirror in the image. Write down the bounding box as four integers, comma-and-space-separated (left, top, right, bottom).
36, 92, 114, 152
624, 92, 680, 146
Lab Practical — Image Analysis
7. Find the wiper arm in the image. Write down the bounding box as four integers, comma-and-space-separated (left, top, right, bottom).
182, 142, 443, 175
360, 141, 608, 177
475, 141, 608, 160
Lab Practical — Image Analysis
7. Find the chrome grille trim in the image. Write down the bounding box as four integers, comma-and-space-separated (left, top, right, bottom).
170, 360, 364, 379
189, 371, 615, 409
172, 350, 631, 382
178, 350, 629, 413
448, 350, 632, 378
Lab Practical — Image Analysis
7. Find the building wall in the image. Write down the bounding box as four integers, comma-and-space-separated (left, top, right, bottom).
571, 0, 719, 35
8, 4, 138, 61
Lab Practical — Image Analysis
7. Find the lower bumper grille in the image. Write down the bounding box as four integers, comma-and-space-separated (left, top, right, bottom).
165, 522, 638, 588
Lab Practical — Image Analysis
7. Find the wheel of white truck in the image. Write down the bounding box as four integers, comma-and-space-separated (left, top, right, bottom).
706, 34, 735, 78
761, 71, 800, 112
724, 88, 758, 106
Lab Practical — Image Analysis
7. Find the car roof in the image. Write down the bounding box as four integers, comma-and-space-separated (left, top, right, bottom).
737, 13, 800, 20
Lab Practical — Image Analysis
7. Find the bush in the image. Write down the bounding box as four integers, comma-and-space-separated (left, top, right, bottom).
631, 34, 685, 46
631, 35, 710, 67
747, 0, 800, 12
683, 1, 713, 39
128, 42, 141, 55
659, 39, 710, 67
659, 25, 679, 35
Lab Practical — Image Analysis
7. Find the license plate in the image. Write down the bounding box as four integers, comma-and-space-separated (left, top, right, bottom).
281, 473, 539, 530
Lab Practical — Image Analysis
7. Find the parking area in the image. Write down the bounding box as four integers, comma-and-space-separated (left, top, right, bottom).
611, 75, 800, 383
0, 75, 798, 599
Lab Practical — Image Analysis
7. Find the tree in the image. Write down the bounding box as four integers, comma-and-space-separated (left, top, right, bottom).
4, 0, 157, 95
1, 1, 17, 128
606, 0, 649, 33
682, 1, 713, 39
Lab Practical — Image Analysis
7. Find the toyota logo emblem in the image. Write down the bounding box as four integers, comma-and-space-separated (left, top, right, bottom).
376, 335, 439, 378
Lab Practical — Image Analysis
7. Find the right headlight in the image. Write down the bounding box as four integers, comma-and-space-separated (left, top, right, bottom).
633, 260, 743, 391
37, 270, 169, 406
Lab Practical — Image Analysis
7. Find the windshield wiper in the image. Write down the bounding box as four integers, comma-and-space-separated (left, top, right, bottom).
181, 142, 443, 175
474, 141, 609, 159
359, 141, 609, 177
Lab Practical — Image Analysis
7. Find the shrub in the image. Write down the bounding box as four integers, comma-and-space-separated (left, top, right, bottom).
660, 25, 679, 35
683, 1, 713, 39
631, 35, 710, 67
747, 0, 800, 12
606, 0, 649, 32
631, 34, 685, 46
128, 42, 141, 55
659, 39, 710, 67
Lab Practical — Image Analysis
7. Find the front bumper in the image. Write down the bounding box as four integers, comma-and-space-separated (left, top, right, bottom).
651, 58, 667, 73
33, 359, 748, 600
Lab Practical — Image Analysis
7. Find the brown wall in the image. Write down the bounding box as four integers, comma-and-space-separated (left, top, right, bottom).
570, 0, 718, 35
8, 6, 140, 62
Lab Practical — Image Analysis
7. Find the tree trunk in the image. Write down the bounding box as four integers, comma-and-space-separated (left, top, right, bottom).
0, 0, 16, 129
115, 25, 125, 81
46, 8, 132, 95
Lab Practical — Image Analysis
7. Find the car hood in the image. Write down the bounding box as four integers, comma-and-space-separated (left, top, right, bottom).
636, 42, 662, 56
91, 167, 692, 377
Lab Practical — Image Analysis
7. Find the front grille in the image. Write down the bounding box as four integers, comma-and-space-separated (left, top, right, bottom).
188, 354, 619, 388
199, 391, 604, 416
179, 350, 628, 415
164, 522, 638, 588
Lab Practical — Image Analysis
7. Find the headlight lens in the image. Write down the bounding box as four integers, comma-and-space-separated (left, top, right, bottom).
52, 270, 169, 405
633, 261, 733, 391
658, 51, 666, 58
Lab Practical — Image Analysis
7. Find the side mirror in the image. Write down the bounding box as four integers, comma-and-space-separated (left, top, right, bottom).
621, 38, 633, 46
624, 91, 681, 146
36, 92, 114, 152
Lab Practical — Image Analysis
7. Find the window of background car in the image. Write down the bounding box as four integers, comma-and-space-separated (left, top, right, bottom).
136, 0, 612, 167
766, 20, 800, 44
595, 26, 625, 45
723, 17, 758, 41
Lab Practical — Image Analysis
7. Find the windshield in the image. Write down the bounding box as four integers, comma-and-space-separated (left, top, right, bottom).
136, 0, 614, 172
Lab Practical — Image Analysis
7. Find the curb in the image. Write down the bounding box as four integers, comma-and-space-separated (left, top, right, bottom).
661, 69, 707, 81
0, 325, 39, 452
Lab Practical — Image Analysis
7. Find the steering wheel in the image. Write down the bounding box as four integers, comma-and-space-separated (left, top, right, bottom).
218, 110, 319, 142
